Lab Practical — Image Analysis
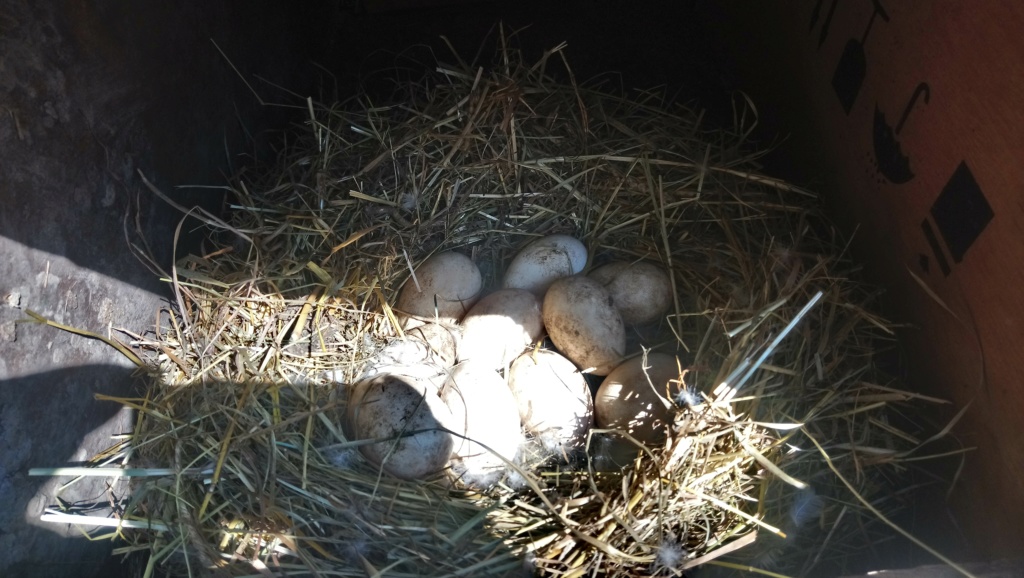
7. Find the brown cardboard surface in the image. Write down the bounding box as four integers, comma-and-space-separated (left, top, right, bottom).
716, 0, 1024, 558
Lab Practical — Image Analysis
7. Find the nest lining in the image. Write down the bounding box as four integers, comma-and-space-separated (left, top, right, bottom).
47, 30, 963, 578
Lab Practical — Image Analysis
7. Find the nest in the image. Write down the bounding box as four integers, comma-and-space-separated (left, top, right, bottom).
49, 30, 959, 578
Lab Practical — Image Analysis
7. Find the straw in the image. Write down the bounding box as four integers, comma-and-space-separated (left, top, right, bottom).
28, 27, 963, 578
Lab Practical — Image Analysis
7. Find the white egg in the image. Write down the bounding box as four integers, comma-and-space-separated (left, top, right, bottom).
440, 363, 524, 487
346, 373, 456, 480
589, 261, 673, 325
504, 234, 587, 294
542, 275, 625, 375
458, 289, 543, 370
594, 353, 680, 446
396, 251, 482, 325
358, 324, 458, 392
508, 350, 593, 458
404, 322, 459, 368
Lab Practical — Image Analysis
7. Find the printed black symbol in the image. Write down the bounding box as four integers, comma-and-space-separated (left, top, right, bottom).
920, 219, 951, 276
810, 0, 840, 47
930, 162, 993, 264
873, 82, 930, 184
917, 253, 931, 274
832, 0, 890, 114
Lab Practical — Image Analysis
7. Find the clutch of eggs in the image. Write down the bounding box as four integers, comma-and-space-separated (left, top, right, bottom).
340, 234, 684, 480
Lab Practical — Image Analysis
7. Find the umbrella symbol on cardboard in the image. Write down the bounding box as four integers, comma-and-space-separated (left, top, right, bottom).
872, 82, 930, 184
831, 0, 889, 114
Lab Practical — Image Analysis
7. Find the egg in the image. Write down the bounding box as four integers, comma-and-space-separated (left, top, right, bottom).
508, 350, 593, 457
594, 353, 680, 446
358, 324, 458, 392
542, 276, 625, 375
405, 322, 459, 369
440, 363, 524, 487
396, 251, 482, 325
589, 261, 673, 325
458, 289, 543, 370
346, 373, 456, 480
504, 234, 587, 294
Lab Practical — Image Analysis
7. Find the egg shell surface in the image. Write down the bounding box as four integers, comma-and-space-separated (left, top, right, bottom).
508, 349, 593, 456
589, 261, 673, 325
396, 251, 482, 325
405, 322, 459, 369
458, 289, 543, 370
542, 275, 625, 375
347, 373, 456, 480
503, 234, 587, 294
594, 352, 680, 446
440, 363, 523, 487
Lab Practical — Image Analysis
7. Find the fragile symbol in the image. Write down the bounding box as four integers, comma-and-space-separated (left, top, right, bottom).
832, 0, 890, 114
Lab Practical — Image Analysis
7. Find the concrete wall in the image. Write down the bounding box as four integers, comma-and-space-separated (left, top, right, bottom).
0, 1, 338, 575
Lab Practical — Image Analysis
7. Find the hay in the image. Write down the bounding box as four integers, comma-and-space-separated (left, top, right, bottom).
35, 28, 963, 578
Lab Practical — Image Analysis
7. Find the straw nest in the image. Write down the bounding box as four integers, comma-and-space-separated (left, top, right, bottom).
95, 31, 955, 578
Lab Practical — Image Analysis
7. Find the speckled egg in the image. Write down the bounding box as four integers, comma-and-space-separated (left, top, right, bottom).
504, 234, 587, 294
542, 275, 625, 375
346, 373, 456, 480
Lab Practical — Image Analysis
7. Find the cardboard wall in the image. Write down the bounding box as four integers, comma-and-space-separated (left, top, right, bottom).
716, 0, 1024, 557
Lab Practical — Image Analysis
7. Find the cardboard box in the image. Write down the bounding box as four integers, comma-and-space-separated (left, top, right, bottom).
716, 0, 1024, 556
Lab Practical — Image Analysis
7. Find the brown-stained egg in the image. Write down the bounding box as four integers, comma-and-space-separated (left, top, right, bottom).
542, 276, 625, 375
589, 261, 673, 325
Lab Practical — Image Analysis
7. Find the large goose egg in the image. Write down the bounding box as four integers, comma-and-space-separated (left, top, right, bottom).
396, 251, 482, 325
504, 234, 587, 294
542, 276, 625, 375
458, 289, 543, 370
594, 353, 680, 446
440, 363, 524, 488
346, 373, 455, 480
589, 261, 672, 325
508, 350, 593, 457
